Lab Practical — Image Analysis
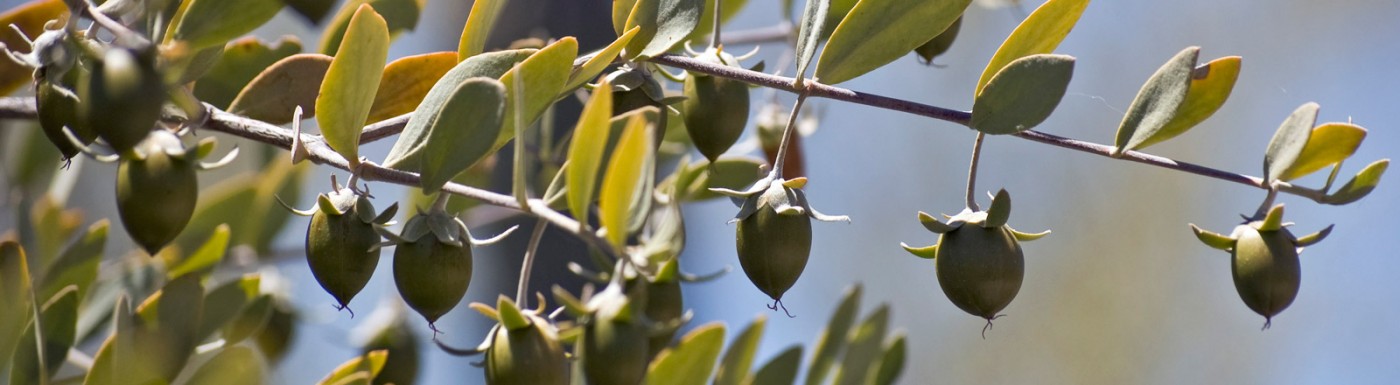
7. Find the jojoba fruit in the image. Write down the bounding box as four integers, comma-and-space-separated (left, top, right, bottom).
579, 290, 650, 385
485, 312, 568, 385
392, 212, 475, 328
116, 132, 197, 254
736, 201, 812, 303
681, 50, 749, 163
1229, 224, 1301, 323
934, 224, 1024, 319
304, 190, 387, 312
36, 78, 92, 160
80, 47, 165, 154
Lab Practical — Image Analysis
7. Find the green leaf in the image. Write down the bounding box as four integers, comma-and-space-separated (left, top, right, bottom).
167, 224, 230, 279
871, 333, 906, 385
687, 0, 751, 42
318, 350, 389, 385
37, 220, 106, 303
645, 322, 727, 385
625, 0, 704, 60
831, 304, 889, 385
382, 49, 533, 171
418, 77, 508, 193
567, 79, 616, 225
914, 16, 962, 64
284, 0, 338, 24
170, 0, 285, 50
229, 53, 332, 125
457, 0, 508, 60
1322, 159, 1388, 205
320, 0, 425, 55
970, 54, 1075, 135
714, 315, 767, 385
793, 0, 830, 79
496, 38, 578, 150
0, 0, 68, 95
171, 173, 258, 254
805, 284, 861, 385
0, 241, 33, 368
815, 0, 971, 85
615, 0, 641, 35
1113, 47, 1199, 153
222, 295, 274, 345
1263, 102, 1321, 182
131, 273, 206, 383
183, 345, 268, 385
245, 162, 309, 251
567, 26, 642, 92
368, 51, 457, 123
10, 286, 79, 385
976, 0, 1090, 96
819, 0, 858, 40
317, 4, 390, 167
1138, 56, 1242, 151
747, 345, 802, 385
197, 275, 261, 343
600, 114, 653, 249
1279, 123, 1367, 182
192, 36, 303, 109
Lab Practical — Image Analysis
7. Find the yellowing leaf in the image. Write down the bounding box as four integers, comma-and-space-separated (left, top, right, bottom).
1279, 123, 1367, 181
645, 323, 726, 385
0, 0, 67, 95
815, 0, 971, 85
457, 0, 508, 60
1146, 56, 1241, 149
1113, 47, 1199, 152
1323, 159, 1388, 205
567, 80, 615, 226
170, 0, 284, 50
167, 224, 230, 279
976, 0, 1089, 96
566, 26, 641, 92
318, 350, 389, 385
229, 53, 332, 124
320, 0, 425, 55
970, 54, 1075, 135
194, 36, 303, 109
419, 78, 508, 193
1263, 102, 1320, 182
317, 4, 390, 167
599, 114, 652, 249
496, 38, 578, 149
368, 51, 457, 123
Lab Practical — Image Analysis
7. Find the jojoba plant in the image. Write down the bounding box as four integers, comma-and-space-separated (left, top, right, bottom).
283, 177, 398, 314
1191, 205, 1331, 328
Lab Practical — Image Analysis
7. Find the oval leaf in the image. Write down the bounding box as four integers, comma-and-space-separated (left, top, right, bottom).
815, 0, 972, 84
368, 51, 457, 123
419, 78, 508, 193
1323, 159, 1388, 205
976, 0, 1090, 95
320, 0, 424, 55
317, 4, 390, 167
382, 49, 533, 171
567, 80, 615, 225
457, 0, 508, 60
748, 346, 803, 385
183, 346, 268, 385
1140, 56, 1242, 150
805, 284, 861, 385
228, 53, 332, 124
1114, 46, 1199, 153
599, 114, 653, 249
167, 224, 231, 279
624, 0, 704, 60
9, 287, 79, 385
170, 0, 284, 50
715, 316, 767, 385
1263, 102, 1320, 182
831, 305, 889, 385
38, 220, 106, 303
970, 54, 1075, 135
1279, 123, 1367, 182
645, 323, 726, 385
194, 36, 303, 109
496, 38, 578, 149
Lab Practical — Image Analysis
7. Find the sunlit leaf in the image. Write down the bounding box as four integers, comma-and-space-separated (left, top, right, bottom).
567, 80, 615, 225
1136, 56, 1242, 150
418, 78, 508, 193
970, 54, 1075, 135
831, 304, 889, 385
645, 323, 726, 385
38, 220, 106, 302
170, 0, 284, 50
715, 315, 767, 385
747, 345, 802, 385
496, 38, 578, 149
599, 114, 653, 249
815, 0, 971, 84
457, 0, 508, 60
624, 0, 703, 60
805, 284, 861, 385
1279, 123, 1367, 182
317, 350, 389, 385
566, 26, 641, 92
10, 286, 79, 385
320, 0, 425, 55
167, 224, 230, 279
0, 0, 67, 95
368, 51, 457, 123
976, 0, 1089, 95
194, 36, 303, 109
1322, 159, 1388, 205
183, 345, 268, 385
317, 4, 390, 166
793, 0, 830, 79
1263, 102, 1320, 182
1114, 47, 1199, 153
229, 53, 332, 124
0, 241, 33, 369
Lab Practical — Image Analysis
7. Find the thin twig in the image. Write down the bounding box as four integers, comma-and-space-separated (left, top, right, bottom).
516, 219, 549, 305
965, 133, 985, 211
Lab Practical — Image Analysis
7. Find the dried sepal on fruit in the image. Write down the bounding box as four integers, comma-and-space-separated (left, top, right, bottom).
680, 46, 752, 163
713, 173, 849, 313
283, 177, 398, 315
1189, 204, 1332, 329
901, 189, 1048, 335
384, 207, 515, 330
106, 130, 237, 255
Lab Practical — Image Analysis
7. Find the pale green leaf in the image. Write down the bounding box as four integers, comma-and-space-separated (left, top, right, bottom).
168, 224, 230, 279
625, 0, 704, 60
368, 51, 457, 123
831, 304, 889, 385
815, 0, 971, 84
793, 0, 830, 79
871, 333, 906, 385
805, 284, 861, 385
193, 36, 303, 109
645, 323, 727, 385
567, 26, 642, 92
170, 0, 284, 50
567, 80, 615, 225
458, 0, 508, 60
976, 0, 1090, 95
1322, 159, 1388, 205
0, 241, 33, 368
615, 0, 641, 35
10, 286, 79, 385
1137, 56, 1242, 150
320, 0, 425, 55
599, 114, 653, 249
382, 49, 533, 171
318, 350, 389, 385
1114, 47, 1199, 153
970, 54, 1075, 135
38, 220, 106, 303
419, 78, 508, 193
183, 346, 268, 385
1264, 102, 1321, 182
317, 4, 390, 166
714, 315, 767, 385
747, 346, 802, 385
496, 38, 579, 149
1280, 123, 1367, 182
229, 53, 332, 125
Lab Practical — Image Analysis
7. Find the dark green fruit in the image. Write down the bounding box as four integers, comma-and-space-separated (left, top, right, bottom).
1229, 224, 1301, 323
305, 190, 386, 312
392, 212, 474, 328
934, 225, 1024, 319
80, 47, 166, 155
643, 276, 682, 357
360, 312, 421, 385
737, 203, 812, 303
116, 132, 197, 255
36, 76, 92, 160
681, 52, 749, 163
580, 291, 650, 385
485, 312, 568, 385
914, 16, 962, 65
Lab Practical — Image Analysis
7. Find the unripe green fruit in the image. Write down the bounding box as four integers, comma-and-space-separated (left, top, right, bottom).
36, 78, 91, 160
485, 319, 568, 385
580, 311, 649, 385
644, 278, 682, 356
935, 225, 1025, 320
681, 72, 749, 163
305, 193, 382, 312
393, 237, 472, 327
116, 134, 197, 255
613, 88, 657, 116
1229, 225, 1301, 321
80, 48, 165, 154
737, 206, 812, 302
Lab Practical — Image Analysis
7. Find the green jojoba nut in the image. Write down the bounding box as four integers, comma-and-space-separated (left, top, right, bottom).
1229, 224, 1301, 323
80, 47, 166, 154
305, 190, 388, 313
681, 50, 749, 163
393, 213, 474, 328
934, 224, 1025, 320
580, 298, 650, 385
643, 277, 682, 357
486, 313, 568, 385
116, 132, 197, 255
36, 78, 92, 160
737, 203, 812, 303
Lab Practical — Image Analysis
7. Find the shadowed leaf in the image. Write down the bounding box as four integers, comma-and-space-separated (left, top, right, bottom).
970, 54, 1075, 135
229, 53, 331, 124
170, 0, 284, 50
645, 323, 726, 385
1263, 102, 1320, 182
457, 0, 508, 60
567, 80, 615, 225
747, 346, 802, 385
624, 0, 704, 60
715, 315, 767, 385
805, 284, 861, 385
1114, 47, 1199, 153
816, 0, 971, 84
194, 36, 303, 109
418, 78, 508, 193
